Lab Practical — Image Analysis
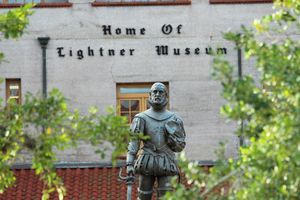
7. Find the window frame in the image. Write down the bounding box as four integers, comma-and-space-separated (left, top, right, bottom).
6, 78, 22, 105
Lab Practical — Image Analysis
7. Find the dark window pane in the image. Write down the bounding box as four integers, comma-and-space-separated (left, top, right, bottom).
10, 89, 19, 97
9, 84, 20, 97
130, 100, 139, 112
120, 100, 130, 112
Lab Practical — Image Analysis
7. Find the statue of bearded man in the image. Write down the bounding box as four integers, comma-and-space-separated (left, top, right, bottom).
126, 82, 186, 200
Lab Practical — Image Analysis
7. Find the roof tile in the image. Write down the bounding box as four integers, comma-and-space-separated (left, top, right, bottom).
0, 166, 199, 200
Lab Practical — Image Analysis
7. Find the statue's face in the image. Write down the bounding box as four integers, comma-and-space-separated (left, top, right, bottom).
150, 87, 166, 105
149, 83, 167, 110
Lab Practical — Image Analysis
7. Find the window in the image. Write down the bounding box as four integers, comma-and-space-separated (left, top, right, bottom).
117, 83, 169, 123
6, 79, 21, 105
92, 0, 191, 7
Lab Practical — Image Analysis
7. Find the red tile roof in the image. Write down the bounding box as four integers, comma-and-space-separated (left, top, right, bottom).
0, 162, 214, 200
0, 167, 140, 200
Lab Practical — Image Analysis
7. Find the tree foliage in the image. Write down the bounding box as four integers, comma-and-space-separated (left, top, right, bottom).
165, 1, 300, 199
0, 6, 131, 200
1, 90, 130, 199
0, 4, 33, 61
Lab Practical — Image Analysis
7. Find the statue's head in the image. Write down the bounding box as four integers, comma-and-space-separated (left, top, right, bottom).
148, 82, 168, 111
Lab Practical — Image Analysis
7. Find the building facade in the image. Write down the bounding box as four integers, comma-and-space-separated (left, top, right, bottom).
0, 0, 272, 164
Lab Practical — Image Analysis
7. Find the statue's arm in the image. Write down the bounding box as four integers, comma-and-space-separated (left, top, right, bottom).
126, 116, 145, 167
175, 116, 186, 149
176, 116, 186, 136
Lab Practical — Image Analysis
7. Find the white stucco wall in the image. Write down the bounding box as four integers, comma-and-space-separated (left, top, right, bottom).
0, 0, 273, 163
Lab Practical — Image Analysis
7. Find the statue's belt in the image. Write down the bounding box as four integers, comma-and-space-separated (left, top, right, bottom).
142, 143, 175, 161
143, 143, 167, 152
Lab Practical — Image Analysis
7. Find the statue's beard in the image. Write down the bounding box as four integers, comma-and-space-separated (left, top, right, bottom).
148, 98, 168, 111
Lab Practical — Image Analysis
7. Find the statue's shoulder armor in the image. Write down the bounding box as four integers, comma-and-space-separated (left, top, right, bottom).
171, 113, 184, 124
134, 112, 147, 121
130, 113, 147, 133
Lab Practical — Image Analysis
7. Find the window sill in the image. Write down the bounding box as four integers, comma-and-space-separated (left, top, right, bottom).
91, 0, 191, 7
210, 0, 272, 4
0, 2, 72, 8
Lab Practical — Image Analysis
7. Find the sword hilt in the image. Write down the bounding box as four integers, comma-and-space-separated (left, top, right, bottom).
118, 167, 135, 184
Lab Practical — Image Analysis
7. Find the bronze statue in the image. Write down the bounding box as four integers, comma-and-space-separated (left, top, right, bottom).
126, 82, 186, 200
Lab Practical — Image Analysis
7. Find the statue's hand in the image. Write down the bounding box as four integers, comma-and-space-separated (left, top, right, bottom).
127, 165, 135, 176
165, 119, 181, 135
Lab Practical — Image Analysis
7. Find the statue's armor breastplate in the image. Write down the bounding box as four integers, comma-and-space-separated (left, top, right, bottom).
138, 110, 174, 154
144, 117, 167, 149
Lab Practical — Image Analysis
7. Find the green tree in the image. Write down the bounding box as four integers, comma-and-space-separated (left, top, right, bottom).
0, 4, 33, 61
165, 0, 300, 199
0, 6, 131, 200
